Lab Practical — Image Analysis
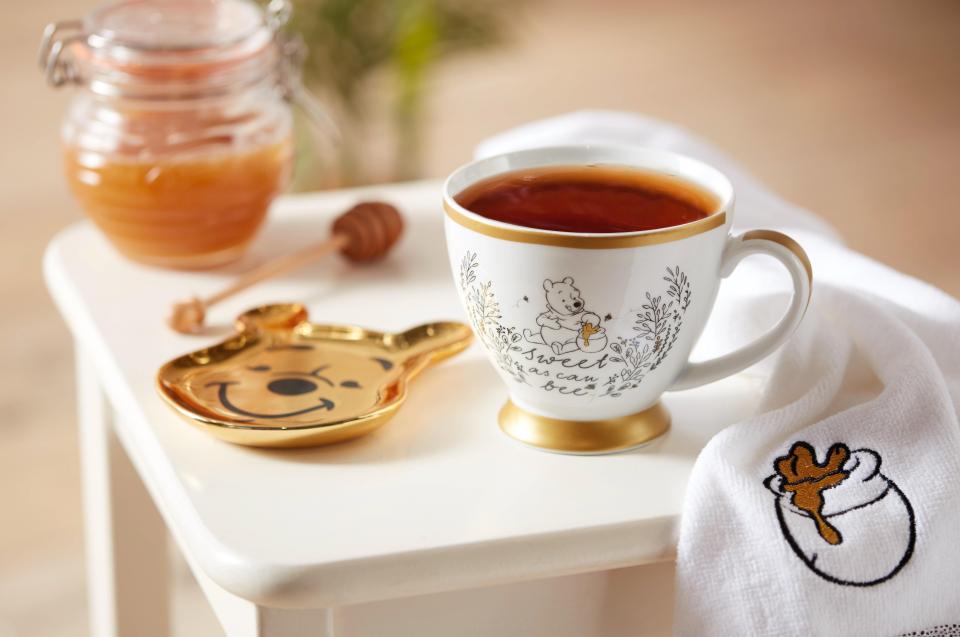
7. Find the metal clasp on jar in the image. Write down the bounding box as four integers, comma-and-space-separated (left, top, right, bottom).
267, 0, 340, 145
38, 20, 84, 87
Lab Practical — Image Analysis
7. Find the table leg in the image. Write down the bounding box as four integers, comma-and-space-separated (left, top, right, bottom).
76, 347, 171, 637
257, 607, 337, 636
169, 512, 336, 637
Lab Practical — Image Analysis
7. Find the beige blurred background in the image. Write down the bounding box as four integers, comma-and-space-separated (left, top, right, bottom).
2, 0, 958, 635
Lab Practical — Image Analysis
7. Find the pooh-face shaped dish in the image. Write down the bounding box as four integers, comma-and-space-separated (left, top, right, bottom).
157, 304, 472, 448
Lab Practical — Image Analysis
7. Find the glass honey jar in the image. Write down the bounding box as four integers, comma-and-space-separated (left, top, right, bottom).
40, 0, 331, 269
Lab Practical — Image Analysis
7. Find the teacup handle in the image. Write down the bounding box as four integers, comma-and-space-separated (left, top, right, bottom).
669, 230, 812, 391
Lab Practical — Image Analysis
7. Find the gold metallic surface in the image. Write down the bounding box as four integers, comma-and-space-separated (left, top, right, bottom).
498, 400, 671, 454
157, 304, 472, 448
741, 229, 813, 284
444, 201, 726, 248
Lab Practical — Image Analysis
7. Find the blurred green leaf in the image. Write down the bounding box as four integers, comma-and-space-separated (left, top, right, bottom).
287, 0, 518, 184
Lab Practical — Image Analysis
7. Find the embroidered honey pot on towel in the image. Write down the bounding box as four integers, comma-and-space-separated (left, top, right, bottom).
764, 441, 916, 587
774, 442, 850, 545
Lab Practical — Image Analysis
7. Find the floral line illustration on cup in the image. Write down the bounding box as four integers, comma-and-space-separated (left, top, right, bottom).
459, 251, 692, 399
458, 251, 528, 385
764, 441, 916, 587
605, 265, 692, 397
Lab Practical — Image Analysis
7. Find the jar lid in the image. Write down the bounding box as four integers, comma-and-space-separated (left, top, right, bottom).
88, 0, 263, 52
39, 0, 338, 140
40, 0, 286, 88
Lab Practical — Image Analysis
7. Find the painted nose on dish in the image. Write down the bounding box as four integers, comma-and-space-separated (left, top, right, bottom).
267, 378, 318, 396
573, 300, 583, 308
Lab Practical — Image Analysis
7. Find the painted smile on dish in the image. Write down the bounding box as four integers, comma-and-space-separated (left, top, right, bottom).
204, 359, 365, 420
206, 380, 336, 419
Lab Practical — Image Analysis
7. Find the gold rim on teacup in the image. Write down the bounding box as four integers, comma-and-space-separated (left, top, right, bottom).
443, 145, 734, 249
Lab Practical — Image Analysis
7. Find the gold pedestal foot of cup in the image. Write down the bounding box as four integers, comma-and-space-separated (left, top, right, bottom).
498, 400, 671, 455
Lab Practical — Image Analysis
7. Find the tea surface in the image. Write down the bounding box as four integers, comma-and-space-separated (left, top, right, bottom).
455, 165, 719, 233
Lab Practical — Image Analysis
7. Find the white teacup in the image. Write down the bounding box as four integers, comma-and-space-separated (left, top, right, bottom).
443, 145, 811, 454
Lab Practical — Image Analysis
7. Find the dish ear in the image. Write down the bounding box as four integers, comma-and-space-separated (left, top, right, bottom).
394, 322, 473, 364
237, 304, 308, 332
562, 276, 574, 285
543, 279, 554, 291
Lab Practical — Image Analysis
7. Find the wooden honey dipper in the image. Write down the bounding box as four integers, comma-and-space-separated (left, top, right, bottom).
169, 202, 403, 334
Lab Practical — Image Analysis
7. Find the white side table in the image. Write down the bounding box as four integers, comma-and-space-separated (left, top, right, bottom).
45, 181, 763, 637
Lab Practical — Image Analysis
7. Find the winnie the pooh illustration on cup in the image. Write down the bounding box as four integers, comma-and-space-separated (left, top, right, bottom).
523, 277, 607, 355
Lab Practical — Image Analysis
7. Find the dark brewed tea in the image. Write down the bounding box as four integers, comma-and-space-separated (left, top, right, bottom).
454, 165, 719, 233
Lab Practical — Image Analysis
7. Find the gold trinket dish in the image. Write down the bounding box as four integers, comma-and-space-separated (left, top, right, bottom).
157, 304, 472, 448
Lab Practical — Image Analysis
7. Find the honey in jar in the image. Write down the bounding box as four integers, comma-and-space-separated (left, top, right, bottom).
62, 136, 292, 269
41, 0, 320, 269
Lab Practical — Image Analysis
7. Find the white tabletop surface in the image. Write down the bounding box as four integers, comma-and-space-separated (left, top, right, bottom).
44, 180, 764, 609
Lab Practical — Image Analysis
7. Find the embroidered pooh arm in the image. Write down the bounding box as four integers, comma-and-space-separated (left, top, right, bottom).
775, 442, 851, 545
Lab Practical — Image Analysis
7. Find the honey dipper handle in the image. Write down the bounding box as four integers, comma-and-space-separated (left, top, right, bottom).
168, 202, 403, 335
205, 234, 349, 307
204, 201, 402, 306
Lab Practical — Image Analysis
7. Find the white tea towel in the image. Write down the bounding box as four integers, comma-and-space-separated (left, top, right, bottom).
477, 111, 960, 636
